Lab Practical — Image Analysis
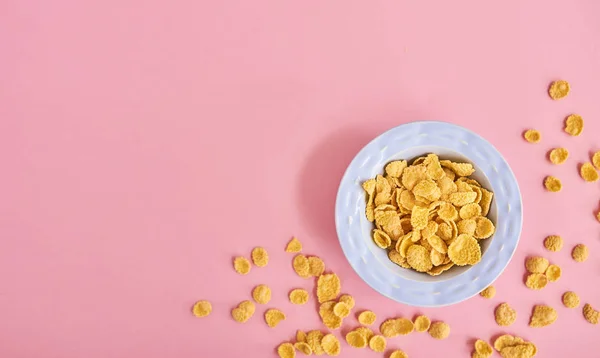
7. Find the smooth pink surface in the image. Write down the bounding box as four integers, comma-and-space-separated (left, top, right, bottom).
1, 1, 600, 357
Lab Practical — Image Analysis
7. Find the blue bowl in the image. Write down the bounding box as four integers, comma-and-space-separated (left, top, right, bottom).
335, 121, 522, 307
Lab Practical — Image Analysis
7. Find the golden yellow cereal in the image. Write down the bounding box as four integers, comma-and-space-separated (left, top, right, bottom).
265, 308, 286, 328
321, 334, 341, 356
572, 244, 589, 262
421, 221, 439, 239
306, 330, 325, 355
333, 302, 350, 318
500, 344, 536, 358
495, 303, 517, 326
427, 262, 454, 276
448, 191, 478, 207
338, 294, 355, 309
544, 176, 562, 192
457, 219, 477, 236
277, 342, 296, 358
368, 335, 386, 353
440, 160, 476, 176
293, 254, 311, 278
307, 256, 325, 277
289, 288, 309, 305
523, 129, 541, 143
479, 188, 493, 216
428, 235, 448, 254
479, 286, 496, 299
233, 256, 251, 275
564, 114, 583, 136
345, 330, 367, 349
562, 291, 580, 308
358, 310, 376, 326
525, 256, 549, 274
294, 342, 312, 355
437, 202, 458, 222
389, 350, 409, 358
406, 245, 433, 272
396, 318, 414, 335
524, 273, 546, 291
385, 160, 408, 177
580, 162, 599, 182
366, 204, 375, 222
401, 165, 428, 190
251, 247, 269, 267
436, 221, 453, 241
317, 273, 342, 303
460, 203, 482, 220
428, 321, 450, 340
544, 235, 563, 252
474, 217, 495, 239
529, 305, 557, 327
493, 335, 515, 351
355, 327, 374, 342
231, 300, 255, 323
373, 229, 392, 249
549, 147, 569, 165
252, 284, 272, 304
430, 249, 445, 266
474, 339, 493, 358
380, 319, 400, 338
399, 189, 416, 211
296, 330, 307, 343
448, 234, 481, 266
192, 300, 212, 318
285, 237, 302, 253
413, 179, 442, 202
583, 303, 599, 324
388, 249, 411, 268
549, 80, 570, 99
592, 151, 600, 170
545, 264, 561, 282
410, 206, 429, 230
412, 315, 431, 332
319, 301, 342, 330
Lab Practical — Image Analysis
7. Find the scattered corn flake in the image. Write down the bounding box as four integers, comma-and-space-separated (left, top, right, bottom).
397, 318, 414, 335
333, 302, 350, 318
294, 342, 312, 356
413, 315, 431, 332
549, 148, 569, 165
548, 80, 570, 99
358, 310, 376, 326
380, 319, 401, 338
479, 286, 496, 299
500, 343, 536, 358
390, 350, 409, 358
373, 229, 392, 249
338, 294, 355, 309
562, 291, 580, 308
308, 256, 325, 277
564, 114, 583, 136
592, 151, 600, 170
233, 256, 251, 275
448, 234, 481, 266
406, 245, 433, 272
544, 176, 562, 192
277, 342, 296, 358
289, 288, 309, 305
265, 309, 286, 328
355, 327, 374, 342
192, 300, 212, 318
583, 303, 599, 324
428, 321, 450, 340
529, 305, 557, 327
475, 339, 493, 358
296, 330, 307, 343
525, 256, 549, 274
368, 335, 387, 353
285, 237, 302, 253
474, 217, 495, 239
319, 301, 342, 330
252, 284, 272, 304
544, 235, 563, 252
523, 129, 541, 143
345, 330, 367, 349
493, 335, 515, 351
251, 247, 269, 267
580, 162, 599, 182
545, 264, 561, 282
231, 300, 255, 323
292, 254, 311, 278
306, 330, 325, 355
572, 244, 589, 262
321, 334, 341, 356
525, 273, 548, 290
495, 303, 517, 327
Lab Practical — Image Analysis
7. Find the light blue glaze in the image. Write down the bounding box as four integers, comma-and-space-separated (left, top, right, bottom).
335, 121, 522, 307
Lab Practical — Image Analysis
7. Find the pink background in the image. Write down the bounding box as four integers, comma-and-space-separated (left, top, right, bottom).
1, 0, 600, 357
